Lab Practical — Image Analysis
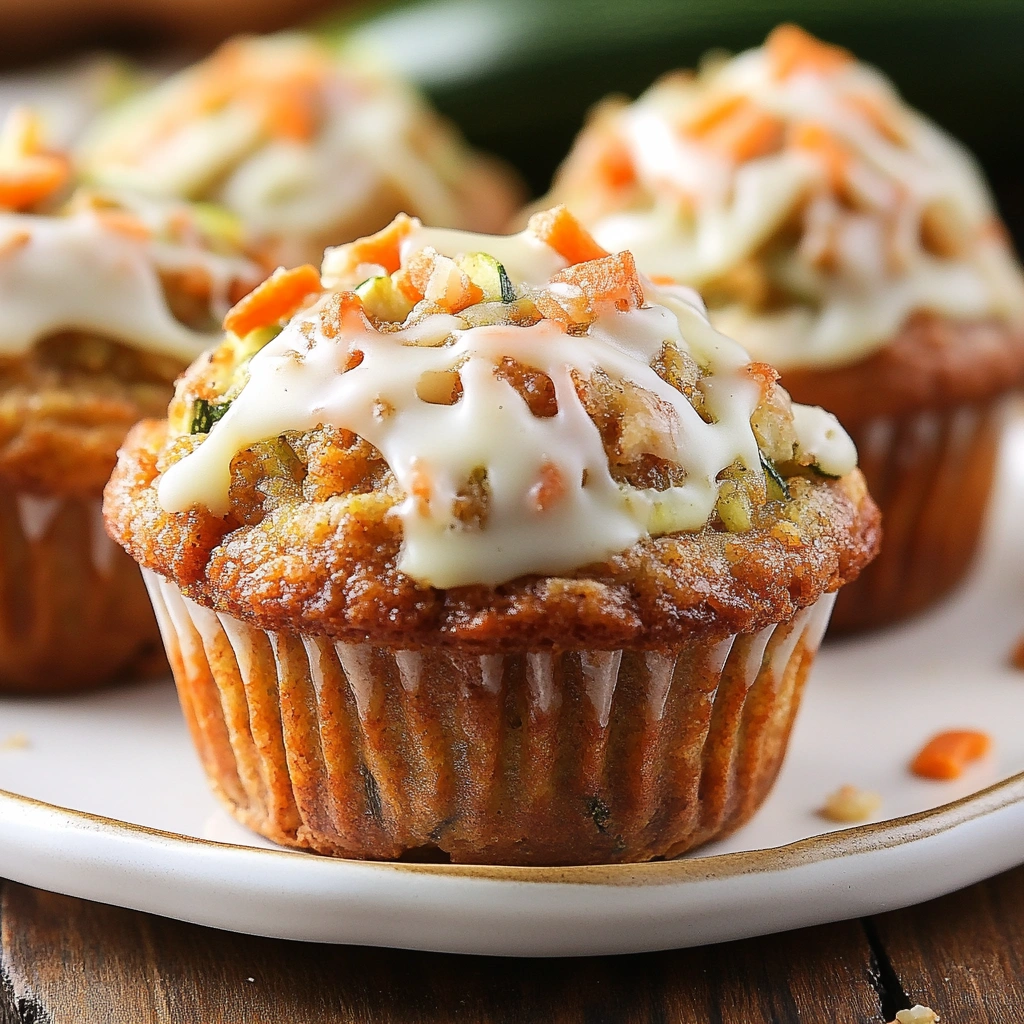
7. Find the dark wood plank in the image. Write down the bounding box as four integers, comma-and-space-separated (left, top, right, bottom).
0, 881, 882, 1024
872, 865, 1024, 1024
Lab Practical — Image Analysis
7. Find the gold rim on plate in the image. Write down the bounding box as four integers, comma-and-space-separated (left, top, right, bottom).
1, 767, 1021, 886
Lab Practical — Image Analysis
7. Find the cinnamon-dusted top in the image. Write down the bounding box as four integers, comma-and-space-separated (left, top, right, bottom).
544, 25, 1024, 371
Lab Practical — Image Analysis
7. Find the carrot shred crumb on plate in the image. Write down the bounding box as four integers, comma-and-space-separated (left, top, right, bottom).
910, 730, 992, 781
819, 784, 882, 823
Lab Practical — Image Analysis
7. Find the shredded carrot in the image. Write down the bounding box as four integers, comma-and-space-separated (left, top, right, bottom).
223, 263, 323, 337
597, 138, 636, 189
649, 274, 679, 286
536, 251, 644, 327
766, 24, 853, 80
553, 251, 644, 311
394, 249, 483, 312
95, 209, 151, 241
393, 248, 435, 302
331, 214, 416, 280
910, 730, 992, 781
684, 95, 784, 162
686, 94, 748, 137
0, 155, 70, 211
408, 460, 432, 516
746, 361, 780, 397
528, 205, 609, 265
715, 108, 785, 162
530, 462, 566, 513
319, 290, 373, 339
263, 82, 321, 143
790, 121, 850, 191
844, 93, 903, 145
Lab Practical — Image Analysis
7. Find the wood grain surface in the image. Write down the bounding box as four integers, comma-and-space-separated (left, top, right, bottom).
1, 868, 1023, 1023
875, 869, 1024, 1024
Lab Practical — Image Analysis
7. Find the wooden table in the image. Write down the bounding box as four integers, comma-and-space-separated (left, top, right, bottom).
1, 866, 1022, 1023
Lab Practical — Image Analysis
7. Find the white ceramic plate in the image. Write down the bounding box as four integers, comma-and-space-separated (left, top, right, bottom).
1, 420, 1023, 957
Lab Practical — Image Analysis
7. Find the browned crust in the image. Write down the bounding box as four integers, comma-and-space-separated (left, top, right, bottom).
0, 489, 164, 692
161, 598, 824, 864
781, 312, 1024, 424
105, 419, 880, 651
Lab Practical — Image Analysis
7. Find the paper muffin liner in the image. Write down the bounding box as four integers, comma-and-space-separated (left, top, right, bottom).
144, 569, 836, 865
0, 488, 164, 692
829, 400, 1005, 633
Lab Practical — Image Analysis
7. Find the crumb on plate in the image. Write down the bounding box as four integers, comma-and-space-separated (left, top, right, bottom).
891, 1006, 939, 1024
0, 732, 30, 751
819, 784, 882, 823
911, 730, 992, 780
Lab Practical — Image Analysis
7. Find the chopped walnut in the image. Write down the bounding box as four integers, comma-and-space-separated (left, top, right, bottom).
819, 784, 882, 823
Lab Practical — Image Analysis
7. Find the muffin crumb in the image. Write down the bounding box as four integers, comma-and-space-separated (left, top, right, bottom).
0, 732, 30, 751
891, 1006, 939, 1024
819, 784, 881, 823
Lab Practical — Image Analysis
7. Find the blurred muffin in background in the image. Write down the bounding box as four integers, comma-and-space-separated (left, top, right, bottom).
543, 24, 1024, 632
77, 33, 524, 266
0, 108, 264, 692
0, 54, 144, 149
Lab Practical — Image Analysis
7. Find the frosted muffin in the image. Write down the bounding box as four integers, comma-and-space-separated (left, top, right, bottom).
0, 111, 264, 692
77, 33, 523, 267
544, 25, 1024, 631
105, 206, 879, 864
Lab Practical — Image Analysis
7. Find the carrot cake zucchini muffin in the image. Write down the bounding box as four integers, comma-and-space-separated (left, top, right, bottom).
105, 206, 879, 864
0, 109, 263, 692
543, 25, 1024, 631
77, 33, 523, 268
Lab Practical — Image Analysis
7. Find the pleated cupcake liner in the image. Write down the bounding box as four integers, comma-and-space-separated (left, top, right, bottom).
0, 488, 164, 692
145, 567, 836, 865
830, 400, 1006, 633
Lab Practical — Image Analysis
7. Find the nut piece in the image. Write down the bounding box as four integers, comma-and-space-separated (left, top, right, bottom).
891, 1006, 940, 1024
819, 784, 882, 823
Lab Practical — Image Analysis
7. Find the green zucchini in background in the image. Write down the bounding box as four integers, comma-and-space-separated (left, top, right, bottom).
325, 0, 1024, 239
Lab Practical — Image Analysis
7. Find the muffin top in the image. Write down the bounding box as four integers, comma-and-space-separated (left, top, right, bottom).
77, 34, 522, 264
106, 208, 879, 647
544, 25, 1024, 371
0, 109, 264, 495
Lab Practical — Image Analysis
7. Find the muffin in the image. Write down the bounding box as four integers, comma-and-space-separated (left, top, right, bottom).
0, 109, 264, 692
105, 206, 879, 864
77, 33, 524, 267
543, 24, 1024, 631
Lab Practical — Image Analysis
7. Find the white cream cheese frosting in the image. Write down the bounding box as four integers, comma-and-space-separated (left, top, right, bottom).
548, 26, 1024, 370
0, 194, 258, 362
157, 213, 857, 589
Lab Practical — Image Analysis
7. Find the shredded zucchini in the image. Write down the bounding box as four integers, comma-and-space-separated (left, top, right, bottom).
190, 398, 231, 435
759, 450, 791, 502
